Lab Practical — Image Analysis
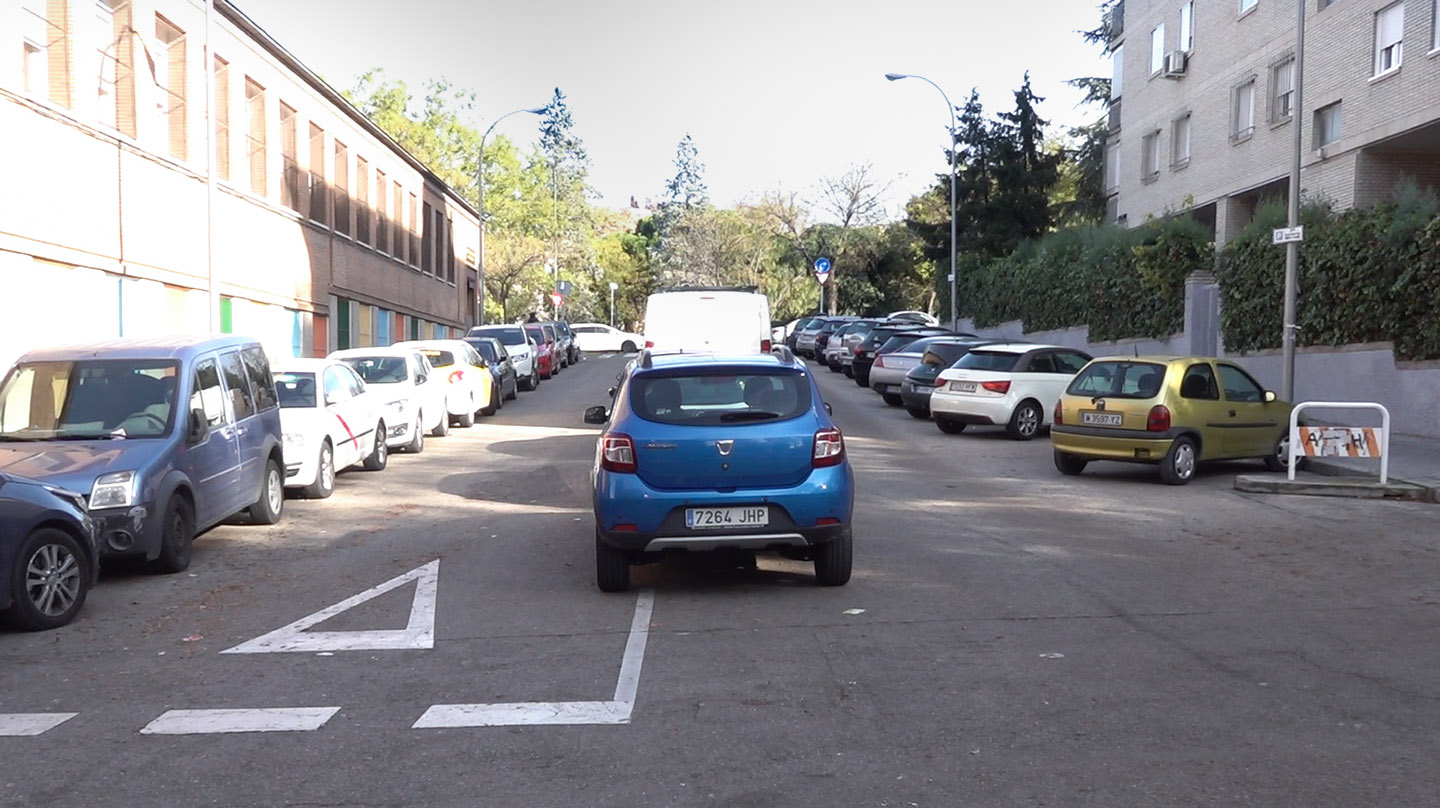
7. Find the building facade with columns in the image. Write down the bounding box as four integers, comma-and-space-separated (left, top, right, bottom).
1106, 0, 1440, 241
1, 0, 480, 372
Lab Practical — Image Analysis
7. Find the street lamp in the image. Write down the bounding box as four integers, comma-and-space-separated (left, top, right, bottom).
1280, 1, 1306, 402
608, 281, 618, 327
886, 72, 958, 330
477, 106, 546, 326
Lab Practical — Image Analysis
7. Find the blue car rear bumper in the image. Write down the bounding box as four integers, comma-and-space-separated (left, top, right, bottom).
594, 464, 854, 553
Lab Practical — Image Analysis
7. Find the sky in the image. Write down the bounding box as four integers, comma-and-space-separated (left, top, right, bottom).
233, 0, 1110, 220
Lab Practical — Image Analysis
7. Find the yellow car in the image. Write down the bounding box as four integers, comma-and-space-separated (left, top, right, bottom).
1050, 356, 1296, 485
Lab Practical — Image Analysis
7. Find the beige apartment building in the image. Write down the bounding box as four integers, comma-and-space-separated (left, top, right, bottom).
1107, 0, 1440, 240
0, 0, 480, 370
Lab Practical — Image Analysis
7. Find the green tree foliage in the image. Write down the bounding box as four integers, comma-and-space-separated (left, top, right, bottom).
664, 134, 708, 209
1216, 183, 1440, 359
345, 71, 480, 205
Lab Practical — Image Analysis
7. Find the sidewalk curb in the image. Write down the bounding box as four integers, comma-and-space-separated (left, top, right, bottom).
1235, 472, 1437, 503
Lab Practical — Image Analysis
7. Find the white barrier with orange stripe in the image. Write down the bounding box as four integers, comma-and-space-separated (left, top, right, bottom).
1288, 402, 1390, 484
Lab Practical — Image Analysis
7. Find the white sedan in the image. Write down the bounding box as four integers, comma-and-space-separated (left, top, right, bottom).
273, 359, 390, 498
330, 347, 449, 451
570, 323, 642, 353
930, 343, 1092, 440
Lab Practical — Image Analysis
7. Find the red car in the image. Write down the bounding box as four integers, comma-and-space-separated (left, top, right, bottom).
523, 323, 557, 379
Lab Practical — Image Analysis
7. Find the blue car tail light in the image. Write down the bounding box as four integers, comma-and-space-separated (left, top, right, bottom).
601, 433, 637, 473
812, 427, 845, 467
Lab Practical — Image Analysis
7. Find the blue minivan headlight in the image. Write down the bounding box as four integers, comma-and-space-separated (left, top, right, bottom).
89, 470, 137, 510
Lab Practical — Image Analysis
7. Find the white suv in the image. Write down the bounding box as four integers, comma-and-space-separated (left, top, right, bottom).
930, 344, 1092, 440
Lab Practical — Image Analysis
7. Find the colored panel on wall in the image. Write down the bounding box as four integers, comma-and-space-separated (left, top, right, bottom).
409, 317, 419, 340
335, 297, 350, 350
313, 314, 329, 356
357, 304, 373, 347
376, 308, 391, 346
220, 297, 234, 333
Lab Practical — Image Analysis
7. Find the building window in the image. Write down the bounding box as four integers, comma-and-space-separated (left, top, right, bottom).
22, 0, 67, 105
334, 140, 350, 235
1319, 0, 1336, 8
409, 193, 420, 268
1270, 57, 1295, 121
96, 0, 136, 135
446, 214, 456, 282
280, 102, 300, 212
1179, 1, 1194, 52
421, 202, 434, 274
1315, 102, 1343, 148
308, 123, 326, 223
244, 77, 266, 196
213, 56, 230, 180
1375, 2, 1405, 76
1171, 114, 1191, 168
1105, 142, 1120, 194
1141, 130, 1161, 181
356, 157, 371, 245
1111, 43, 1124, 99
1150, 23, 1166, 74
376, 170, 389, 254
393, 184, 406, 262
1240, 0, 1258, 13
153, 15, 186, 160
1232, 79, 1256, 140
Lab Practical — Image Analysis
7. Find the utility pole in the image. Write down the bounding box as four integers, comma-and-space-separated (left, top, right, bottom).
1281, 0, 1306, 401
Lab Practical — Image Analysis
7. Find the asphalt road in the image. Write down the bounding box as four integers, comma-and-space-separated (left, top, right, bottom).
4, 352, 1439, 807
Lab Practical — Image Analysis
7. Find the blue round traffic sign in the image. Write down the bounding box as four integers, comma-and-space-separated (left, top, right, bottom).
814, 257, 831, 274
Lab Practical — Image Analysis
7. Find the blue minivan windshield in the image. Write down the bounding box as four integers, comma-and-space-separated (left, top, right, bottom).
0, 360, 180, 440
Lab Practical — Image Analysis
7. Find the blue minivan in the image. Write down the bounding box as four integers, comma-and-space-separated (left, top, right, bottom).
0, 336, 285, 572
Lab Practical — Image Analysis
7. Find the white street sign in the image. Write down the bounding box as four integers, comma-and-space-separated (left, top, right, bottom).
1273, 226, 1305, 245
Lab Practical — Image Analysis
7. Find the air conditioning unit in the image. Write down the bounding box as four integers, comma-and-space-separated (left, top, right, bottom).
1163, 50, 1188, 78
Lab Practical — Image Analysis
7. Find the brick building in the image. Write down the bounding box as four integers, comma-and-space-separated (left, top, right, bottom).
1, 0, 480, 371
1106, 0, 1440, 241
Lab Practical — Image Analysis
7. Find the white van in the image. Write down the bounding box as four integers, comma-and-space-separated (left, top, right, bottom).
643, 288, 773, 354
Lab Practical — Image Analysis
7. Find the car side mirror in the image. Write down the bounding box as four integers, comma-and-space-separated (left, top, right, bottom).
1264, 390, 1277, 403
325, 393, 339, 407
607, 386, 617, 398
583, 405, 609, 425
188, 408, 208, 443
824, 402, 833, 416
416, 373, 427, 384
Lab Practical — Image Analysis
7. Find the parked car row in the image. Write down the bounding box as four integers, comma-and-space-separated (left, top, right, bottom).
826, 330, 1301, 485
0, 322, 579, 631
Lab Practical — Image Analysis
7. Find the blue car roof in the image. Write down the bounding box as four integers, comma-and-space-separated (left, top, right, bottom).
15, 334, 264, 364
637, 352, 803, 373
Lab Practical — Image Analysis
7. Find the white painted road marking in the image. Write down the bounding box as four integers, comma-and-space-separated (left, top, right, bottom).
221, 560, 439, 654
139, 707, 341, 735
0, 713, 78, 736
413, 589, 655, 728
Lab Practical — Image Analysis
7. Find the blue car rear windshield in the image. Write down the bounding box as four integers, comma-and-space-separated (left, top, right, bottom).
631, 371, 810, 426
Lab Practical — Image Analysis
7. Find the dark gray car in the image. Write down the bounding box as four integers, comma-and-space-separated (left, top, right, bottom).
1, 472, 100, 630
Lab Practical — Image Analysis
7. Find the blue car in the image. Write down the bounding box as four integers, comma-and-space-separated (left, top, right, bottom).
1, 472, 100, 630
0, 336, 285, 573
584, 349, 854, 591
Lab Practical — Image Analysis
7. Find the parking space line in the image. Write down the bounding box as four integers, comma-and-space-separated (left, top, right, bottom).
139, 707, 341, 735
0, 713, 78, 736
412, 589, 655, 729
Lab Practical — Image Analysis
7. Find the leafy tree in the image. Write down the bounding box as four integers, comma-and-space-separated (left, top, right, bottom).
345, 71, 480, 205
483, 233, 548, 323
664, 134, 708, 209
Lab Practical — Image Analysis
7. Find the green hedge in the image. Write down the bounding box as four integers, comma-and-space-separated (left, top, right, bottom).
1215, 188, 1440, 360
958, 217, 1211, 342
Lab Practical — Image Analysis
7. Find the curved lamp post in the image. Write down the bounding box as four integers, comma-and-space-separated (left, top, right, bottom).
477, 106, 545, 325
886, 73, 958, 330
